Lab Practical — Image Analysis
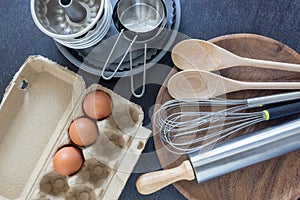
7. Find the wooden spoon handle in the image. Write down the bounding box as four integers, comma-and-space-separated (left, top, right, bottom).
136, 160, 195, 195
240, 81, 300, 90
240, 57, 300, 72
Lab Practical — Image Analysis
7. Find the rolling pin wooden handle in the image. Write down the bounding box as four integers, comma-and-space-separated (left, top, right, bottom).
136, 160, 195, 195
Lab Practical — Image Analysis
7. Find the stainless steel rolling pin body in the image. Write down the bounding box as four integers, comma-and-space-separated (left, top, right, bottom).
136, 117, 300, 195
190, 116, 300, 183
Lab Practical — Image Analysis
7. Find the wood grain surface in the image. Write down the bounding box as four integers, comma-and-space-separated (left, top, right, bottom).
153, 34, 300, 200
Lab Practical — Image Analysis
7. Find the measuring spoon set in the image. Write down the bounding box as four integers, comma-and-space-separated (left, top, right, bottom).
168, 39, 300, 99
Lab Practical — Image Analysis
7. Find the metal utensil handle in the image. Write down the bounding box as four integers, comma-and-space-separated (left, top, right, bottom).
189, 117, 300, 184
246, 91, 300, 108
130, 43, 146, 98
101, 29, 146, 98
101, 29, 137, 80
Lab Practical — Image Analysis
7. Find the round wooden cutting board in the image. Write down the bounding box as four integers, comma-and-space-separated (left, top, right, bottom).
153, 34, 300, 200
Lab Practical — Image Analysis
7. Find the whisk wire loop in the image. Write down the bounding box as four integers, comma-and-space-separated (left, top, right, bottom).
156, 101, 271, 154
154, 96, 300, 154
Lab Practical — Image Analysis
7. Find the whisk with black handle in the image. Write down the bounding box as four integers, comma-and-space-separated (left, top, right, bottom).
154, 92, 300, 130
154, 93, 300, 154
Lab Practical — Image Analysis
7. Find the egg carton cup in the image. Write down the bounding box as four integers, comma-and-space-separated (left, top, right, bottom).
0, 55, 151, 200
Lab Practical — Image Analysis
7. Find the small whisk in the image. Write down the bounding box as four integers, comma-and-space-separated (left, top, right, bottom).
153, 92, 300, 154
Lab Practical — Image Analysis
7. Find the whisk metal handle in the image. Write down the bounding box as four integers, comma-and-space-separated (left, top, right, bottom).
247, 91, 300, 108
264, 101, 300, 120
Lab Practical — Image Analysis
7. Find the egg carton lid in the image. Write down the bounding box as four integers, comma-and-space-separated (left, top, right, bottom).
0, 55, 151, 200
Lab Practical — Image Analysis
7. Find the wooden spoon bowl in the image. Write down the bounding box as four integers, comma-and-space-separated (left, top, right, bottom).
172, 38, 300, 72
167, 69, 300, 99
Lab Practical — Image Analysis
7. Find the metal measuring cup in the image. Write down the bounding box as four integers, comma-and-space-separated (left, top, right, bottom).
102, 0, 167, 98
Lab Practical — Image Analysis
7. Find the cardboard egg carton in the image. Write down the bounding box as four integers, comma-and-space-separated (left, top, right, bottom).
0, 55, 151, 200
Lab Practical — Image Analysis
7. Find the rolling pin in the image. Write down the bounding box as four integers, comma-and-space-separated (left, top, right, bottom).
136, 117, 300, 195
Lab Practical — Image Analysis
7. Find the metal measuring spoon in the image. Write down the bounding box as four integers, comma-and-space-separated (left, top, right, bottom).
171, 39, 300, 72
167, 70, 300, 99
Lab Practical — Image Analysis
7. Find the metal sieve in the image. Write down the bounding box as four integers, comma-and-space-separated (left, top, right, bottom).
114, 0, 167, 42
102, 0, 167, 98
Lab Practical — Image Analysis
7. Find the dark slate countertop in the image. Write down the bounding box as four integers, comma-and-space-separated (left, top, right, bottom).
0, 0, 299, 199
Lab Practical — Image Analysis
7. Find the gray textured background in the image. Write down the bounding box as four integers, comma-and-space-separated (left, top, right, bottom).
0, 0, 299, 199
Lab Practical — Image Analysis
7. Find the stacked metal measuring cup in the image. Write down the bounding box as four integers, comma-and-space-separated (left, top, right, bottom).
31, 0, 112, 49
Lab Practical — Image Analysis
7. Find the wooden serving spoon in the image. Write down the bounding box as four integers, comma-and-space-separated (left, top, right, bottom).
167, 70, 300, 99
171, 39, 300, 71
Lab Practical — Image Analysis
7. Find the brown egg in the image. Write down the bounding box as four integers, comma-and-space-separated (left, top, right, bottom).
53, 146, 83, 176
83, 90, 112, 120
69, 117, 99, 146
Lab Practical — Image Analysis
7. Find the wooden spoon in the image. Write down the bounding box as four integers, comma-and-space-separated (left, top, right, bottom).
168, 70, 300, 99
171, 39, 300, 71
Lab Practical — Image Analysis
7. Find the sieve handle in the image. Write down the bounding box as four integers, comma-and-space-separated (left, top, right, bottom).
101, 30, 146, 98
130, 43, 146, 98
246, 91, 300, 108
136, 160, 195, 195
101, 30, 137, 80
265, 101, 300, 120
